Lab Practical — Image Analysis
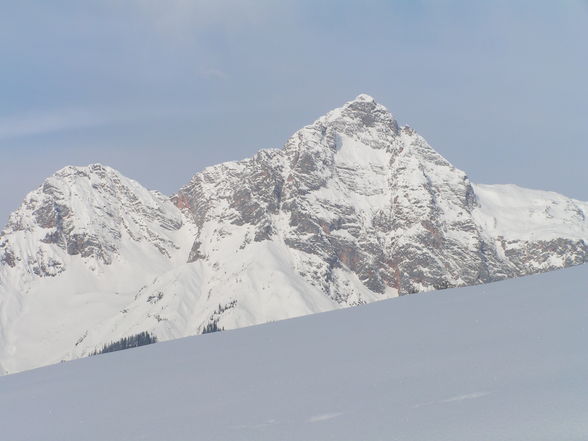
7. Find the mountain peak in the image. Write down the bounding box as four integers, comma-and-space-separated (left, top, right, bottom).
305, 94, 399, 146
352, 93, 376, 103
336, 93, 386, 116
51, 163, 118, 180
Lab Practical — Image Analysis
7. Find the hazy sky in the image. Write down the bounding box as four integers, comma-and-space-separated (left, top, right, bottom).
1, 1, 587, 224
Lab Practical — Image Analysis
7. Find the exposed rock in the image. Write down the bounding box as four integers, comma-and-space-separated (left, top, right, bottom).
175, 95, 587, 298
1, 94, 587, 374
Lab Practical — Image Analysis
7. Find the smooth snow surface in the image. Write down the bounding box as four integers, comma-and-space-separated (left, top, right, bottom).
1, 264, 587, 441
473, 183, 588, 241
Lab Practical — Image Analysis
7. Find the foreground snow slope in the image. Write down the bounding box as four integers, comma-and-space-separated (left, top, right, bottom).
1, 264, 587, 441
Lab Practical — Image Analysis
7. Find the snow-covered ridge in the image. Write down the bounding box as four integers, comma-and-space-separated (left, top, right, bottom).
0, 94, 587, 374
1, 163, 191, 279
474, 183, 588, 241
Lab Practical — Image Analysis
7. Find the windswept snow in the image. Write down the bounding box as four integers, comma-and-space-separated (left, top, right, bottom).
473, 183, 588, 241
0, 264, 587, 441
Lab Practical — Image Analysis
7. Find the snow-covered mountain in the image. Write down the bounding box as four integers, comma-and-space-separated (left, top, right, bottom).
1, 94, 587, 374
0, 164, 195, 373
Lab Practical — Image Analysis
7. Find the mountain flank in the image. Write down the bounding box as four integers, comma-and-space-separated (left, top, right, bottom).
1, 94, 587, 374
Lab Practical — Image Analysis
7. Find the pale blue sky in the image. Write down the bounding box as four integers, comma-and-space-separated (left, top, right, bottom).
1, 1, 587, 223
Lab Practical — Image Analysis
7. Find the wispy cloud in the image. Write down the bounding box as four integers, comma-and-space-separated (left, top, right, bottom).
0, 107, 193, 142
0, 110, 107, 141
200, 68, 229, 80
129, 0, 280, 35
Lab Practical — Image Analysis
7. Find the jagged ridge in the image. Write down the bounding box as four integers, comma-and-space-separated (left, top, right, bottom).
1, 95, 587, 374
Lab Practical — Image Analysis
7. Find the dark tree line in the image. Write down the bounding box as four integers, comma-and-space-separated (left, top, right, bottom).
202, 321, 223, 334
91, 331, 158, 355
201, 301, 235, 334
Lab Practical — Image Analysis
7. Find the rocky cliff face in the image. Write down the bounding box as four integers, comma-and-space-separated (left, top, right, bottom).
1, 95, 587, 374
0, 164, 194, 374
1, 164, 187, 276
173, 94, 587, 297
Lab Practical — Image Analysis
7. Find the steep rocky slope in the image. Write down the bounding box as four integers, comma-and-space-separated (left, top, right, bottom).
1, 95, 587, 374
